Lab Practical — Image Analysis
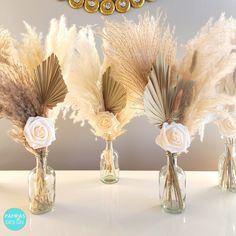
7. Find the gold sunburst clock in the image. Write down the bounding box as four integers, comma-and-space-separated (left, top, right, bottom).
65, 0, 155, 15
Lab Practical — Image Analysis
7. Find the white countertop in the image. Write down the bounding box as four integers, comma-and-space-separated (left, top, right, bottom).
0, 171, 235, 236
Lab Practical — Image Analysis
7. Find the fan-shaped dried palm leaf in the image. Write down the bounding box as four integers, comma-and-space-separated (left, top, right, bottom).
34, 53, 68, 114
144, 56, 193, 128
102, 67, 127, 114
103, 11, 176, 111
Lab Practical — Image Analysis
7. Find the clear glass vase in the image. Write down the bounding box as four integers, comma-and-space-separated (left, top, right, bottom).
28, 151, 56, 214
100, 140, 119, 184
218, 138, 236, 192
159, 152, 186, 214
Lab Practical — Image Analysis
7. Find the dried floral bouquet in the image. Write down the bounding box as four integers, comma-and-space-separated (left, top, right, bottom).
215, 55, 236, 191
62, 27, 137, 184
0, 16, 75, 214
103, 13, 236, 213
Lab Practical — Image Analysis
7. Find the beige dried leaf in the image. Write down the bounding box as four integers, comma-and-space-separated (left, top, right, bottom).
102, 67, 127, 114
144, 56, 193, 127
34, 53, 68, 112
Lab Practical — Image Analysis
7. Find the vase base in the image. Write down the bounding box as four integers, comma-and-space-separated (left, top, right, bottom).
161, 201, 185, 214
218, 184, 236, 193
100, 175, 119, 184
30, 206, 54, 215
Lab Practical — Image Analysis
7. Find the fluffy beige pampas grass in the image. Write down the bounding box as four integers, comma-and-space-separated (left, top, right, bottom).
65, 26, 103, 124
179, 15, 236, 137
0, 28, 17, 65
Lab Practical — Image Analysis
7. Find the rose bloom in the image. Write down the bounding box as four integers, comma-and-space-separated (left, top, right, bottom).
217, 112, 236, 138
95, 111, 120, 136
156, 122, 191, 153
24, 116, 56, 149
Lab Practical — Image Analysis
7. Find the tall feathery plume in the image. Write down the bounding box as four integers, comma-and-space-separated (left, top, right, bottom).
0, 28, 17, 65
178, 15, 236, 138
65, 26, 103, 124
102, 12, 176, 113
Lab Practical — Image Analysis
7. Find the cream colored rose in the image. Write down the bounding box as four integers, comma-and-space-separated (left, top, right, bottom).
24, 116, 56, 149
95, 112, 120, 135
156, 122, 191, 153
217, 113, 236, 138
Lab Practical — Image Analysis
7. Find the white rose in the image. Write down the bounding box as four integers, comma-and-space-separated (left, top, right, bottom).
95, 112, 120, 135
217, 112, 236, 138
24, 116, 56, 149
156, 122, 191, 153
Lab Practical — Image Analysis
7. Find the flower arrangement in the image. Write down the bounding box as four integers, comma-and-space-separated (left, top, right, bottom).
0, 16, 75, 214
214, 45, 236, 191
102, 12, 236, 212
63, 27, 137, 183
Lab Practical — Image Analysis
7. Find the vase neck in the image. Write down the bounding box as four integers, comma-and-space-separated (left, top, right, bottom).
224, 138, 236, 157
105, 140, 113, 151
166, 152, 178, 167
35, 152, 48, 170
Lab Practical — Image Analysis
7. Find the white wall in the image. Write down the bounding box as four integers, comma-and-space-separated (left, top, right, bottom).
0, 0, 235, 170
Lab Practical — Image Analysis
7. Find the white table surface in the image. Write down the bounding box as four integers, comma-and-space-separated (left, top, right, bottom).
0, 171, 235, 236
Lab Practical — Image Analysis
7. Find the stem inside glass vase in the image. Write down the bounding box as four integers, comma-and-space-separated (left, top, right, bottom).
100, 139, 119, 184
159, 152, 186, 214
29, 149, 55, 214
219, 138, 236, 192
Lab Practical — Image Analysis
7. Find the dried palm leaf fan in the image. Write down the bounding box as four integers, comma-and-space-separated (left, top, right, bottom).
102, 67, 127, 114
144, 55, 193, 128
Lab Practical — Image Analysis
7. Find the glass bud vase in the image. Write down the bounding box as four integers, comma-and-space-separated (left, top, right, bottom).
100, 140, 119, 184
28, 151, 56, 214
218, 138, 236, 192
159, 152, 186, 214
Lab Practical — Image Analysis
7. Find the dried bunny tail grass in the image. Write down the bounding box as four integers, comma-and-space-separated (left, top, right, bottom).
64, 26, 104, 123
16, 22, 44, 72
0, 28, 17, 65
0, 63, 41, 155
45, 15, 77, 74
102, 11, 177, 111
